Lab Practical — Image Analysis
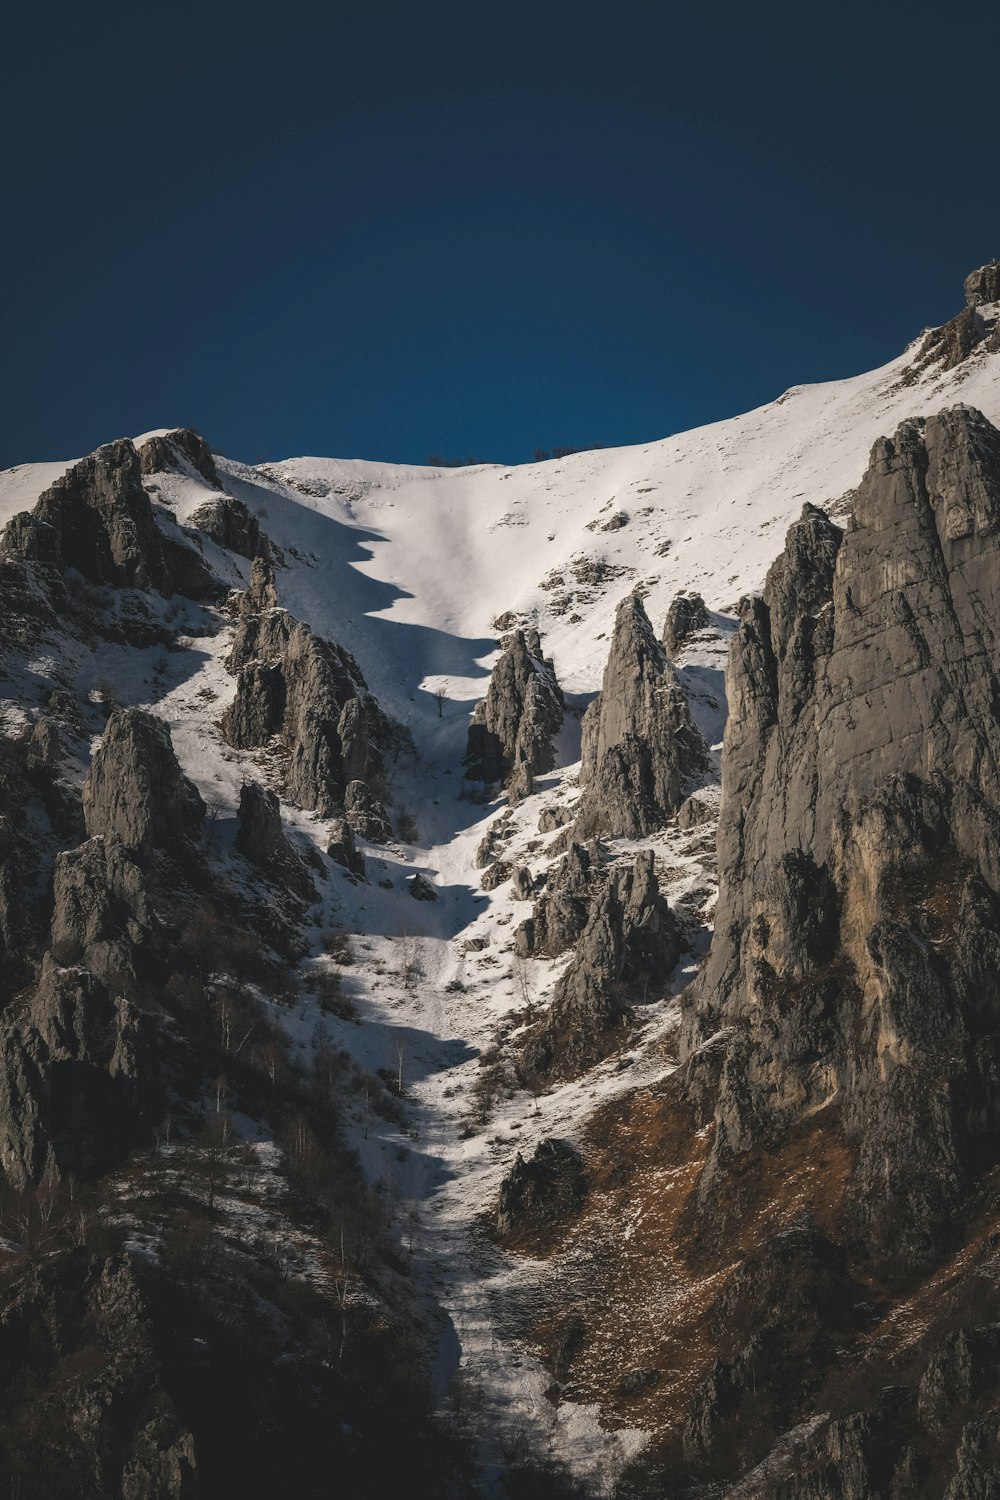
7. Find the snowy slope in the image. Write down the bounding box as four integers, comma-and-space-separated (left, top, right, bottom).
250, 327, 1000, 728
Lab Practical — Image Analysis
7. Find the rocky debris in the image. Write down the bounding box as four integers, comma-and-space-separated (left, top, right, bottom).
221, 558, 394, 817
465, 629, 563, 792
662, 590, 710, 658
475, 814, 513, 869
538, 804, 572, 833
343, 779, 392, 844
188, 493, 266, 559
0, 954, 155, 1188
136, 426, 219, 486
407, 873, 437, 902
480, 860, 512, 892
83, 709, 205, 862
235, 781, 317, 901
325, 817, 365, 877
527, 849, 679, 1076
576, 591, 708, 839
495, 1138, 587, 1252
514, 841, 599, 960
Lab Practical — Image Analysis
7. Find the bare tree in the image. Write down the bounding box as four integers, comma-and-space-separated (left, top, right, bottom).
512, 953, 535, 1017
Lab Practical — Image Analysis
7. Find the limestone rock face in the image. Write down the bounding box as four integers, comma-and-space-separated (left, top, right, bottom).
684, 405, 1000, 1264
136, 426, 219, 486
465, 629, 563, 793
0, 955, 154, 1188
576, 592, 708, 839
529, 848, 679, 1077
83, 709, 205, 860
662, 590, 710, 658
221, 559, 393, 817
235, 781, 317, 901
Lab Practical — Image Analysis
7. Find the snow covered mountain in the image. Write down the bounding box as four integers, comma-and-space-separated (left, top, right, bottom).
1, 263, 1000, 1498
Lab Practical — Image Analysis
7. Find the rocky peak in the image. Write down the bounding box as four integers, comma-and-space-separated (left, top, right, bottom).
136, 427, 219, 486
576, 590, 708, 839
964, 259, 1000, 307
465, 627, 563, 795
8, 440, 171, 591
83, 708, 205, 860
904, 260, 1000, 380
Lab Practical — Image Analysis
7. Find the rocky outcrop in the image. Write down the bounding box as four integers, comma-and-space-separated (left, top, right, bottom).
189, 494, 265, 559
0, 954, 155, 1188
662, 590, 710, 658
904, 262, 1000, 381
527, 849, 679, 1076
221, 558, 394, 817
965, 259, 1000, 308
407, 872, 437, 902
495, 1138, 587, 1253
83, 709, 205, 862
684, 405, 1000, 1267
136, 426, 219, 486
0, 438, 216, 601
325, 817, 364, 877
343, 779, 392, 844
514, 840, 599, 958
6, 441, 167, 589
49, 835, 153, 994
576, 592, 708, 839
465, 629, 563, 796
235, 781, 317, 901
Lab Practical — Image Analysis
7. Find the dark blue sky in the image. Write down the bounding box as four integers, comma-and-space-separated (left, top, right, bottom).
3, 0, 998, 469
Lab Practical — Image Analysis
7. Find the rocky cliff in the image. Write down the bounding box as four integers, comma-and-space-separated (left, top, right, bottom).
645, 403, 1000, 1494
576, 591, 708, 838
